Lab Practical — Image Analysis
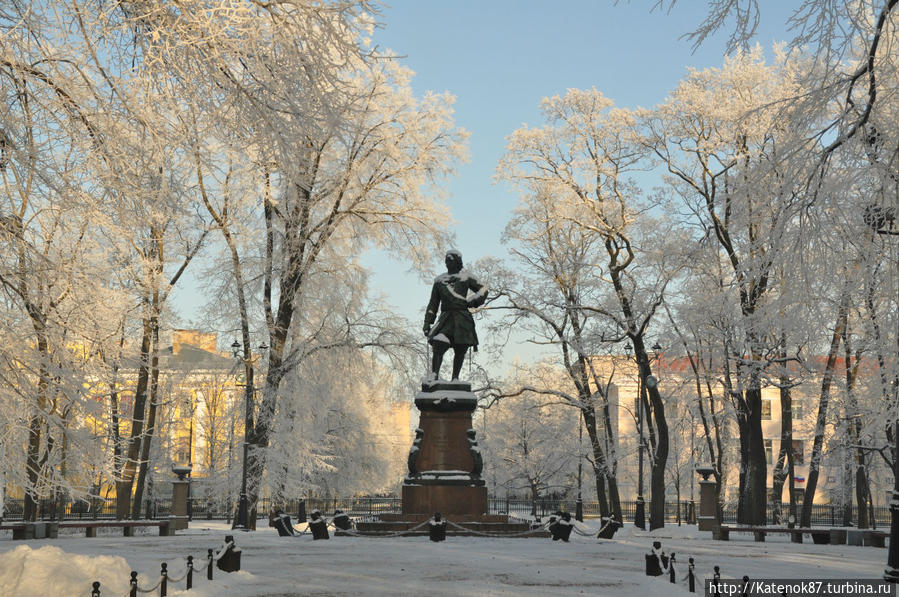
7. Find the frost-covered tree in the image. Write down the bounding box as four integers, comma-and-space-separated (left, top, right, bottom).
661, 0, 899, 185
0, 0, 468, 522
0, 3, 135, 519
239, 58, 465, 518
480, 371, 578, 507
643, 48, 828, 524
497, 88, 679, 528
483, 207, 625, 520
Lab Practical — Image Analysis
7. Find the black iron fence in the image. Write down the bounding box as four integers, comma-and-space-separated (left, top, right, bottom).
2, 498, 118, 521
2, 496, 891, 528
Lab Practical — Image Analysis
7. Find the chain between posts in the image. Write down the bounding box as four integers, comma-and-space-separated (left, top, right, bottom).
444, 519, 552, 538
91, 538, 237, 596
643, 543, 732, 594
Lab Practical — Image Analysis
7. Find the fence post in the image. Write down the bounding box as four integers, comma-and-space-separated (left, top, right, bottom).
91, 581, 101, 597
186, 555, 194, 590
160, 562, 168, 597
831, 505, 835, 526
129, 571, 138, 597
207, 549, 214, 581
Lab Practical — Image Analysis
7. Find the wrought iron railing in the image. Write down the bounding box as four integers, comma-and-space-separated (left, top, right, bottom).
1, 496, 890, 528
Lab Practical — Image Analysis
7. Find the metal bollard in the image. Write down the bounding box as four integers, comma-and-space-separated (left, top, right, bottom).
688, 557, 695, 593
187, 555, 194, 590
207, 548, 214, 581
129, 571, 138, 597
669, 553, 676, 583
712, 565, 721, 597
741, 575, 750, 597
645, 541, 663, 576
91, 581, 101, 597
429, 512, 447, 542
160, 562, 168, 597
217, 535, 242, 572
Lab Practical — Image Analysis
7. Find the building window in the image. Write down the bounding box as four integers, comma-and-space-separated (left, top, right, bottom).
761, 399, 772, 420
764, 439, 773, 465
175, 447, 190, 464
792, 440, 804, 465
792, 400, 803, 421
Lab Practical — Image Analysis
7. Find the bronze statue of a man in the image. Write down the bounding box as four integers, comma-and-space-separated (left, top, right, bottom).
423, 249, 487, 381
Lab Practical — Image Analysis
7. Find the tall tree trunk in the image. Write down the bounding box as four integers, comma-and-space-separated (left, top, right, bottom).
25, 326, 51, 522
744, 381, 768, 526
593, 464, 609, 519
629, 334, 668, 530
132, 316, 161, 519
106, 333, 124, 479
839, 425, 853, 527
583, 406, 612, 518
771, 371, 793, 522
24, 415, 43, 522
593, 367, 623, 521
843, 339, 870, 528
250, 179, 301, 524
800, 289, 849, 527
722, 346, 759, 525
113, 199, 205, 517
116, 312, 154, 518
788, 442, 797, 525
606, 476, 622, 522
735, 402, 750, 523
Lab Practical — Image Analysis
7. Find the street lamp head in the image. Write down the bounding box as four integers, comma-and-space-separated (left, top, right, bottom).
231, 339, 241, 358
652, 342, 662, 354
624, 343, 632, 356
258, 342, 268, 352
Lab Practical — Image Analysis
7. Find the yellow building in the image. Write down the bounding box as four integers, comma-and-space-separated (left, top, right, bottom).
157, 329, 413, 500
594, 354, 872, 507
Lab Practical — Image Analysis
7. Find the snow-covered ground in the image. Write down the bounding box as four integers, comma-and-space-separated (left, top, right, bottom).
0, 520, 892, 596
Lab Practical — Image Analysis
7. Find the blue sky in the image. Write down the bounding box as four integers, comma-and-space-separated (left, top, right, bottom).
174, 2, 797, 360
360, 1, 796, 356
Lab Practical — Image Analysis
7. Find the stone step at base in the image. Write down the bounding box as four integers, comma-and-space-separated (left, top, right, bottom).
346, 519, 549, 538
378, 513, 510, 523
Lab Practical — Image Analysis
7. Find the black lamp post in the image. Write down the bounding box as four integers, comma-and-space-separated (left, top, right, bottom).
232, 339, 268, 532
651, 343, 666, 524
864, 205, 899, 583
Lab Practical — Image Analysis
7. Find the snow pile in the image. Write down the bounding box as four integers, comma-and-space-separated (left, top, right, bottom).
0, 521, 891, 596
0, 544, 132, 597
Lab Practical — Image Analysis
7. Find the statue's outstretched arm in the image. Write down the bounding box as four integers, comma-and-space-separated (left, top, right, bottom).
467, 278, 488, 308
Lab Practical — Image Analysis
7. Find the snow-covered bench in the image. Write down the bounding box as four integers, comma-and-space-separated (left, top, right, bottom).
714, 525, 831, 544
59, 519, 173, 537
0, 519, 172, 539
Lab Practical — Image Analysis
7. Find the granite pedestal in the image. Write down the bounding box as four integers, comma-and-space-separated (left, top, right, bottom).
349, 380, 542, 537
